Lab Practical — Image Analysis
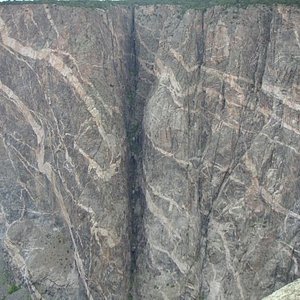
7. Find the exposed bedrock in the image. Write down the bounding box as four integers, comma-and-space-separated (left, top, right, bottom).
0, 3, 299, 300
262, 279, 300, 300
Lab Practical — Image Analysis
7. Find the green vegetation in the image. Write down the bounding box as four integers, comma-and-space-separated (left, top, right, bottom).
0, 0, 299, 9
7, 284, 20, 295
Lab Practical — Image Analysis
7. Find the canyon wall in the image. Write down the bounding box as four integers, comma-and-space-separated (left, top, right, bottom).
0, 3, 299, 299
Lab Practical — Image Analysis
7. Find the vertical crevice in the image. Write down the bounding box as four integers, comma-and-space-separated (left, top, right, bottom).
125, 5, 146, 299
253, 7, 273, 92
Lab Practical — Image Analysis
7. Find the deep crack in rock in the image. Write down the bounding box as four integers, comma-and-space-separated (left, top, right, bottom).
0, 3, 299, 300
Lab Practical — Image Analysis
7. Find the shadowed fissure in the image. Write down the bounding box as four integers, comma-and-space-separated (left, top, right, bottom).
125, 6, 146, 298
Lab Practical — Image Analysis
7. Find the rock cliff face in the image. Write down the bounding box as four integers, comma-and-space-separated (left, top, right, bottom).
0, 3, 299, 300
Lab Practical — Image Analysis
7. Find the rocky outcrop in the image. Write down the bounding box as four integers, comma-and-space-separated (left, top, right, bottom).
0, 3, 299, 300
262, 279, 300, 300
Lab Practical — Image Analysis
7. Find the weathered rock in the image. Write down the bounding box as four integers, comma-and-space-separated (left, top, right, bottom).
0, 4, 133, 299
134, 4, 300, 300
0, 3, 299, 300
262, 279, 300, 300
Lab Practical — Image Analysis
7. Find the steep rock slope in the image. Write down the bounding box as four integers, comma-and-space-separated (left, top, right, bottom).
0, 3, 299, 300
134, 5, 300, 300
0, 5, 133, 299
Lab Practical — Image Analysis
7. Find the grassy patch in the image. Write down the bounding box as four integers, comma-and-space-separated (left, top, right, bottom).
7, 284, 20, 295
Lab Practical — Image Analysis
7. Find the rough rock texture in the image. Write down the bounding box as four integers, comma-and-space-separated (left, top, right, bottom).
0, 4, 133, 299
134, 5, 300, 300
0, 3, 299, 300
262, 279, 300, 300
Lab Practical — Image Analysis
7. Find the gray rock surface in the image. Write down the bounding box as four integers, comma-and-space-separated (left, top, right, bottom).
0, 3, 299, 300
262, 279, 300, 300
0, 4, 133, 299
